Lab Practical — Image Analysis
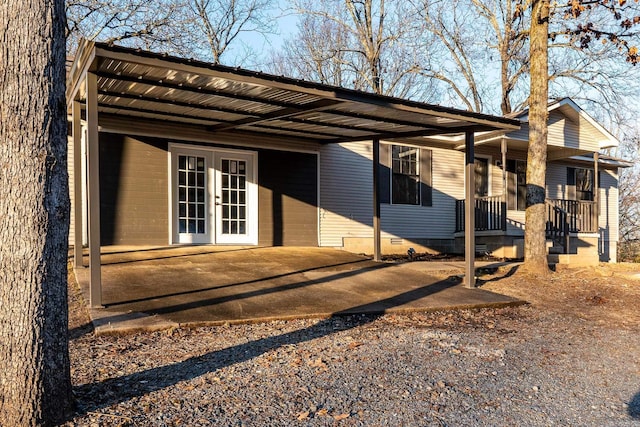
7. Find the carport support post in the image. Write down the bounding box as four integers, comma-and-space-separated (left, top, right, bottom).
373, 138, 382, 262
593, 152, 599, 230
72, 99, 83, 268
87, 72, 102, 307
464, 131, 476, 288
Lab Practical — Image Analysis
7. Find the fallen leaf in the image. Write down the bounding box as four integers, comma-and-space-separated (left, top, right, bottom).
316, 408, 328, 416
333, 413, 350, 420
297, 411, 310, 421
348, 341, 363, 350
308, 357, 326, 368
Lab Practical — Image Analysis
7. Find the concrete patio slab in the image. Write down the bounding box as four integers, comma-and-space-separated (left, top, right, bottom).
73, 246, 524, 334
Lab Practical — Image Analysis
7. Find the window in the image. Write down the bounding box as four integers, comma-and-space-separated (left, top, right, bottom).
506, 159, 527, 211
392, 145, 420, 205
575, 168, 594, 201
474, 157, 489, 197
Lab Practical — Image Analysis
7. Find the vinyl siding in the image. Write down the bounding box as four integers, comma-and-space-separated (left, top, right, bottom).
599, 169, 619, 243
506, 111, 600, 152
319, 141, 466, 246
319, 141, 374, 247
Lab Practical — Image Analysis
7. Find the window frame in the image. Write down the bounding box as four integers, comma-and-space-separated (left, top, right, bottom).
391, 144, 421, 206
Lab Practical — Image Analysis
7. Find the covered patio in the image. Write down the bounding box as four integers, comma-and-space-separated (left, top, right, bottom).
66, 40, 520, 309
73, 246, 523, 334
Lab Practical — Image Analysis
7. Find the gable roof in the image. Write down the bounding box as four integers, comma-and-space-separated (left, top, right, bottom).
66, 39, 519, 145
512, 98, 619, 149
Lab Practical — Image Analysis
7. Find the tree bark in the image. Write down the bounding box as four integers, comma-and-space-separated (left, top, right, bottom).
0, 0, 74, 425
523, 0, 551, 274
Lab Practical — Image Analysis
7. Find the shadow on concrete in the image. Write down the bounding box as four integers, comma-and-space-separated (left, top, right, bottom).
71, 276, 459, 418
475, 264, 520, 286
84, 246, 258, 266
630, 390, 640, 419
96, 260, 392, 326
107, 259, 376, 307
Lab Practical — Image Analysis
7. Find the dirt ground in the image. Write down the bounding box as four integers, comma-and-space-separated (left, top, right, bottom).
478, 262, 640, 329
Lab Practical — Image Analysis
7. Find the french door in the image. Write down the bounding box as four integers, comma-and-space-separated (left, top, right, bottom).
215, 152, 257, 244
171, 146, 257, 245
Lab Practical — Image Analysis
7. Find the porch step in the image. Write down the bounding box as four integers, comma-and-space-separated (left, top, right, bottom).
548, 245, 564, 255
546, 239, 564, 255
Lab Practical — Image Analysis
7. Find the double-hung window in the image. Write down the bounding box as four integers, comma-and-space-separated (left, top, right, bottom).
392, 145, 420, 205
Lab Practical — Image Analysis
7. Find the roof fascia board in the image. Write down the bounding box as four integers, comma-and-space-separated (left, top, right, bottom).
66, 40, 97, 104
324, 125, 498, 144
93, 44, 520, 132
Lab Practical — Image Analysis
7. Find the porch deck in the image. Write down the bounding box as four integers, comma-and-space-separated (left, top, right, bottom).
72, 246, 523, 334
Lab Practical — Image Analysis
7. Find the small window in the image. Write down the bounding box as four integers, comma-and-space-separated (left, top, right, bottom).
474, 157, 489, 197
392, 145, 420, 205
515, 160, 527, 210
575, 168, 594, 201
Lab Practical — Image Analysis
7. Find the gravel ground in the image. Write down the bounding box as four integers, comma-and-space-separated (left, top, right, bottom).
64, 265, 640, 426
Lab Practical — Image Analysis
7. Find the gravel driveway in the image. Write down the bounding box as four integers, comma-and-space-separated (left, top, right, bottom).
65, 284, 640, 426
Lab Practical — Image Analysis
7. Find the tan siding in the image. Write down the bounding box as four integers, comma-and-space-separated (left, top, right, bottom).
546, 162, 566, 199
506, 122, 529, 141
547, 111, 600, 151
319, 141, 374, 247
319, 142, 467, 246
600, 169, 618, 242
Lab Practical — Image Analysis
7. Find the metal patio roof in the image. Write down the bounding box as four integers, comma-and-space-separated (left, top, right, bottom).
67, 40, 519, 144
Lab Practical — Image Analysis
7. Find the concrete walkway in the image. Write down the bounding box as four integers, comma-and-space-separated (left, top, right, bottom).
73, 246, 524, 334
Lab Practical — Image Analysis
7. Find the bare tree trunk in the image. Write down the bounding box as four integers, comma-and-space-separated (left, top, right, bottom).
0, 0, 73, 425
523, 0, 551, 274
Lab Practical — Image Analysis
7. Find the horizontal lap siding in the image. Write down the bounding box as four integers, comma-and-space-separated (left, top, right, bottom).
99, 134, 169, 245
600, 170, 618, 242
319, 142, 465, 246
258, 150, 318, 246
546, 163, 566, 199
380, 148, 464, 239
319, 142, 374, 247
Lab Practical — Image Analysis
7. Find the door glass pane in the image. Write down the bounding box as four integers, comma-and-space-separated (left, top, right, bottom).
220, 158, 247, 235
178, 155, 206, 234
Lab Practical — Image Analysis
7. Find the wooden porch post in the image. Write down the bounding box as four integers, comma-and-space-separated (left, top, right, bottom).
501, 138, 508, 230
72, 100, 84, 268
373, 138, 382, 262
464, 131, 476, 288
86, 72, 102, 307
593, 152, 599, 233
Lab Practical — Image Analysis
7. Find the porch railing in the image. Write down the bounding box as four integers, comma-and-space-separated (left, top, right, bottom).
455, 195, 507, 233
545, 199, 597, 234
455, 197, 597, 235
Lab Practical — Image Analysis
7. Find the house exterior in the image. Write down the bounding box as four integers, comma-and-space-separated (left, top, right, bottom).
66, 41, 628, 305
67, 40, 522, 305
319, 98, 630, 264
